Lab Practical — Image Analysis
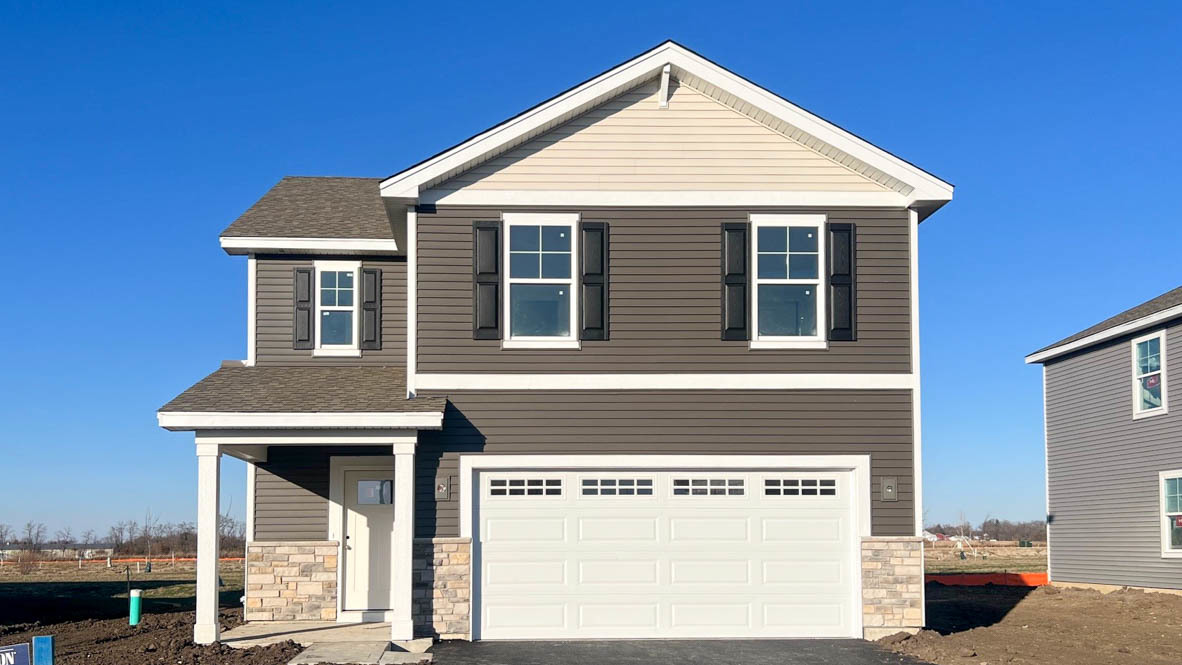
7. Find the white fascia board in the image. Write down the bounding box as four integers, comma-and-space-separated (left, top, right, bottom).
380, 41, 952, 204
420, 189, 910, 208
415, 373, 916, 391
1025, 303, 1182, 364
158, 411, 443, 431
219, 236, 400, 255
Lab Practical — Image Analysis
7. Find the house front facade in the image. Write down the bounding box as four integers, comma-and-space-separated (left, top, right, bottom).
1027, 286, 1182, 591
159, 41, 953, 645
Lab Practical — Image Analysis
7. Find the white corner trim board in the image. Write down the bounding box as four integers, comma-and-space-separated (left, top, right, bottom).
1025, 303, 1182, 364
458, 453, 873, 541
414, 373, 917, 391
219, 236, 401, 255
379, 41, 953, 206
158, 411, 444, 431
245, 256, 256, 366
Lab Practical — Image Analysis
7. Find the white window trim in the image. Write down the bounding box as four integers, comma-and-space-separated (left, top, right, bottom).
1159, 469, 1182, 558
749, 213, 828, 350
314, 260, 362, 357
1131, 330, 1168, 419
502, 212, 580, 349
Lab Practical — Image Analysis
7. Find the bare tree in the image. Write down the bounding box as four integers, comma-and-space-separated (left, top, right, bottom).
80, 529, 96, 548
22, 521, 46, 552
54, 527, 73, 551
0, 523, 12, 546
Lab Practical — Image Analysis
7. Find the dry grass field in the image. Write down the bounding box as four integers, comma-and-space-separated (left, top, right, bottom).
924, 541, 1047, 574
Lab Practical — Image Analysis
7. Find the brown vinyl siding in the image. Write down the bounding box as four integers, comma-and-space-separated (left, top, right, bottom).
255, 256, 406, 365
416, 207, 910, 373
415, 389, 915, 538
1044, 319, 1182, 589
252, 446, 388, 541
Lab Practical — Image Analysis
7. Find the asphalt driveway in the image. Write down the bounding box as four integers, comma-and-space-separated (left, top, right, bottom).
431, 639, 931, 665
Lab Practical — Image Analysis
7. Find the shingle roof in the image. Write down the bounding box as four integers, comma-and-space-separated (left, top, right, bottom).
159, 366, 444, 413
1030, 285, 1182, 358
220, 177, 391, 239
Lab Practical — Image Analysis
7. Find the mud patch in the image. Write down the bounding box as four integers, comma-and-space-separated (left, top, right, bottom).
0, 609, 302, 665
882, 583, 1182, 665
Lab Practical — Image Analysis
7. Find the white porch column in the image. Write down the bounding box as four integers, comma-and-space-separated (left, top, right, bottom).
391, 441, 416, 640
194, 442, 222, 644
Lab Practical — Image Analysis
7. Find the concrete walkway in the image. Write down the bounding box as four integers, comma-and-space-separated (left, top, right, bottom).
222, 622, 433, 664
222, 621, 396, 647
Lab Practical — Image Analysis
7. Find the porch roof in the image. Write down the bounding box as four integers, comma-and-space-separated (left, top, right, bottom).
158, 365, 445, 430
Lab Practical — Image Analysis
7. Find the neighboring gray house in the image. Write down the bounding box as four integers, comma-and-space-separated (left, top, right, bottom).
1027, 286, 1182, 590
158, 41, 954, 645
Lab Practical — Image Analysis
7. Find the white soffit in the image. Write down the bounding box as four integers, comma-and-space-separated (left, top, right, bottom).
157, 411, 444, 431
379, 41, 953, 209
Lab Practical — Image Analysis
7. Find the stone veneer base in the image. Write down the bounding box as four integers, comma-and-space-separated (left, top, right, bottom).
245, 541, 339, 622
413, 537, 472, 640
861, 536, 924, 639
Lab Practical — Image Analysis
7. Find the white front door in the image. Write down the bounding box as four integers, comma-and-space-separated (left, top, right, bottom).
475, 469, 858, 639
343, 469, 394, 611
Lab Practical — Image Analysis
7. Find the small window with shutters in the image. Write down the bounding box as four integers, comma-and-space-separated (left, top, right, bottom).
502, 212, 580, 349
312, 260, 361, 356
749, 214, 828, 350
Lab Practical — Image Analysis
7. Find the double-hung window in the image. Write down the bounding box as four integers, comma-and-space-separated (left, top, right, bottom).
1132, 330, 1168, 418
314, 260, 360, 356
751, 214, 826, 349
504, 213, 578, 349
1160, 470, 1182, 557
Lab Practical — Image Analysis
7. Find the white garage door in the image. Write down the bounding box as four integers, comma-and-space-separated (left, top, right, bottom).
475, 469, 857, 639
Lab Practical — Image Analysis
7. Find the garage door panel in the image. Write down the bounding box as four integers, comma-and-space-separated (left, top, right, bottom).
484, 517, 566, 543
577, 517, 658, 542
477, 468, 857, 640
669, 517, 750, 542
578, 559, 659, 584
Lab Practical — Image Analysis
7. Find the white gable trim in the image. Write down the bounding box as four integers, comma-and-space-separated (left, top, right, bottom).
380, 41, 953, 209
420, 190, 909, 208
220, 236, 400, 255
1025, 303, 1182, 364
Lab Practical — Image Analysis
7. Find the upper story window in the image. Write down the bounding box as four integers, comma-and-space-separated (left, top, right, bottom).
504, 213, 579, 349
1132, 330, 1168, 418
750, 214, 827, 349
1160, 470, 1182, 558
315, 260, 361, 356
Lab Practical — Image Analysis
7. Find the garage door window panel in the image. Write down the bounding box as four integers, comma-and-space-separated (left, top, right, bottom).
672, 478, 745, 496
581, 478, 654, 496
489, 478, 562, 497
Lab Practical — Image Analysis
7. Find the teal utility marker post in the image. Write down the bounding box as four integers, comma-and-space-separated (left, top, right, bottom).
129, 589, 142, 626
32, 635, 54, 665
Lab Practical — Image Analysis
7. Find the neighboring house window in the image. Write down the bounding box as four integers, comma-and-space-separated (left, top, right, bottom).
315, 260, 360, 356
1132, 331, 1168, 418
750, 214, 827, 349
1160, 470, 1182, 557
504, 213, 578, 348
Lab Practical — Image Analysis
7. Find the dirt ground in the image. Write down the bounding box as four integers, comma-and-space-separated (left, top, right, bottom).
1, 562, 300, 664
883, 583, 1182, 665
924, 543, 1048, 574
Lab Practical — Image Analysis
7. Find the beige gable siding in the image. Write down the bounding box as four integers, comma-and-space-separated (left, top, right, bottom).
425, 79, 890, 194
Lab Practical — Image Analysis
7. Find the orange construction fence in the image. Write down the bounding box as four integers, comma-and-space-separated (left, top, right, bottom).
925, 572, 1048, 587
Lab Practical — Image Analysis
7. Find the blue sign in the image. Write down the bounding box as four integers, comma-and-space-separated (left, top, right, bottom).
0, 643, 30, 665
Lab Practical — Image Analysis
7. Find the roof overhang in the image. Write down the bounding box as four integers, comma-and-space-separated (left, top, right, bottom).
157, 410, 444, 431
379, 41, 953, 216
220, 236, 400, 255
1025, 303, 1182, 364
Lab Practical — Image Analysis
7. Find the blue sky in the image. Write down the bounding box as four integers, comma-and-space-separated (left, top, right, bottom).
2, 2, 1179, 537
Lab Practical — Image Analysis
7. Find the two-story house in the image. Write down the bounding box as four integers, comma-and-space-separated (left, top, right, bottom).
159, 41, 953, 645
1027, 286, 1182, 592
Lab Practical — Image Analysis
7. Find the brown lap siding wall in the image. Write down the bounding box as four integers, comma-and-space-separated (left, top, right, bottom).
415, 206, 911, 373
414, 389, 915, 538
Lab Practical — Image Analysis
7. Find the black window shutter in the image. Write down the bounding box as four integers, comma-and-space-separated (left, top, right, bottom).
720, 222, 749, 341
473, 221, 502, 340
292, 267, 314, 350
579, 222, 609, 340
360, 267, 382, 350
828, 222, 857, 341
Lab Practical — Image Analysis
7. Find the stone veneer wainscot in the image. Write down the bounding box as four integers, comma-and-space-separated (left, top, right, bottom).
245, 541, 338, 621
413, 537, 471, 640
860, 537, 924, 639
